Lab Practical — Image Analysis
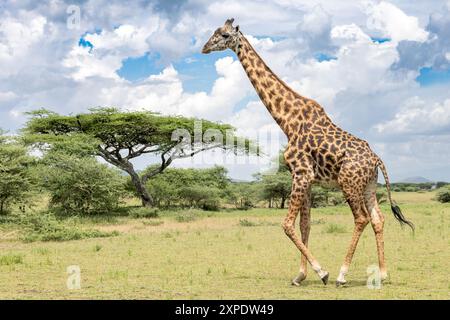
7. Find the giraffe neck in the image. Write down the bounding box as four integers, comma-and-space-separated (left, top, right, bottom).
234, 34, 328, 137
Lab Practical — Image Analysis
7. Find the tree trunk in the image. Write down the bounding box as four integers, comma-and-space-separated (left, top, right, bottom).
280, 196, 286, 209
128, 169, 154, 207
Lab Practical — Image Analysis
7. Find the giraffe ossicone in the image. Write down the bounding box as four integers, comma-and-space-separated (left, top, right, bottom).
202, 18, 414, 287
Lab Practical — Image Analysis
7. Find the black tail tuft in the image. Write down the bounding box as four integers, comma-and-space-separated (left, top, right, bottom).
391, 204, 415, 232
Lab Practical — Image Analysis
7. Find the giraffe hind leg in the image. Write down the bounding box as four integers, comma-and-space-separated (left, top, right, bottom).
364, 174, 388, 281
336, 169, 371, 287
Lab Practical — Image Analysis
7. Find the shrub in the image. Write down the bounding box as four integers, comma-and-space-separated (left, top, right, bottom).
311, 186, 329, 208
178, 186, 221, 211
226, 182, 256, 210
145, 166, 229, 209
17, 213, 118, 242
128, 207, 159, 218
328, 192, 345, 206
436, 187, 450, 203
376, 190, 387, 204
41, 154, 125, 215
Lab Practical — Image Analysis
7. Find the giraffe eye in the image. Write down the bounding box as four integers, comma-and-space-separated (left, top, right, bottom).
221, 33, 230, 39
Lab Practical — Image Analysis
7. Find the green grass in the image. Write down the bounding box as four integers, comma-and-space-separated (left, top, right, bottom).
174, 210, 198, 223
0, 253, 24, 266
325, 223, 347, 234
0, 191, 448, 299
239, 218, 258, 227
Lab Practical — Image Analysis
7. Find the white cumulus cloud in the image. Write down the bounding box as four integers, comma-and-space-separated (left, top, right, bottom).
376, 97, 450, 135
365, 1, 429, 42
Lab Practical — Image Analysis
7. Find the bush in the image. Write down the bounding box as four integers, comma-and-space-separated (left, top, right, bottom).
328, 192, 345, 206
16, 213, 118, 242
41, 154, 125, 215
178, 185, 221, 211
436, 187, 450, 203
376, 190, 387, 204
226, 182, 256, 210
144, 166, 229, 209
128, 207, 159, 218
311, 186, 329, 208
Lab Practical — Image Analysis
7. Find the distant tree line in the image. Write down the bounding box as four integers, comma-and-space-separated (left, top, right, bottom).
389, 182, 446, 192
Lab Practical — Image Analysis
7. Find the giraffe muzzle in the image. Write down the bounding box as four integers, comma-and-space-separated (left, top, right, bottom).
201, 46, 211, 54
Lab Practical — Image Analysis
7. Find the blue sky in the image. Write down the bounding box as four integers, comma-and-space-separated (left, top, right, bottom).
0, 0, 449, 181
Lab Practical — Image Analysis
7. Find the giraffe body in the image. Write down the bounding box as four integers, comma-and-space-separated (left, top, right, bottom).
202, 19, 414, 286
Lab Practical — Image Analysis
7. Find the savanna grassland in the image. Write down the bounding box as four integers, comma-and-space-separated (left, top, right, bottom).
0, 191, 448, 300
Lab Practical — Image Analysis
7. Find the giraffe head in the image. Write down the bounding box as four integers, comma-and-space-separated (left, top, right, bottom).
202, 18, 240, 54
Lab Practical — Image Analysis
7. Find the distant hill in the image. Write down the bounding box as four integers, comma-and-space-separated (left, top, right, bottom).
398, 176, 433, 184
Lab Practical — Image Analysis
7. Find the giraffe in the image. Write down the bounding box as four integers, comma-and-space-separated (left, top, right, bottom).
202, 18, 414, 286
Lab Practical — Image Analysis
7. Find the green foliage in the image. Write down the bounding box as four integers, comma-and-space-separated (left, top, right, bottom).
226, 182, 257, 209
310, 186, 346, 208
436, 187, 450, 203
436, 181, 449, 189
128, 207, 159, 218
145, 166, 228, 210
390, 182, 435, 192
179, 186, 221, 211
311, 186, 328, 208
376, 190, 387, 204
24, 108, 250, 155
256, 171, 292, 208
16, 213, 119, 242
0, 132, 36, 214
39, 153, 125, 215
327, 192, 346, 206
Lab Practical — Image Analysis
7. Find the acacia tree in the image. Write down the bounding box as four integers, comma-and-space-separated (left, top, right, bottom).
24, 108, 254, 207
0, 131, 35, 214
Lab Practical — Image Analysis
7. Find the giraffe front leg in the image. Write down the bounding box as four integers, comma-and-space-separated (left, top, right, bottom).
283, 175, 329, 285
292, 190, 311, 286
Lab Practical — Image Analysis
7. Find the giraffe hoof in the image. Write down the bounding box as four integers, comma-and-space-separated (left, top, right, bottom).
291, 272, 306, 286
336, 280, 347, 287
320, 272, 329, 285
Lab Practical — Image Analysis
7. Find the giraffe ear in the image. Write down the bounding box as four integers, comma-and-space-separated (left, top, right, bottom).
235, 25, 239, 32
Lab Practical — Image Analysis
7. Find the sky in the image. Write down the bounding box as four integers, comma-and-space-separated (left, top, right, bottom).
1, 0, 450, 182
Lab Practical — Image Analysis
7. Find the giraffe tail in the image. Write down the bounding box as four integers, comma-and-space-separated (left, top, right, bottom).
377, 158, 415, 232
